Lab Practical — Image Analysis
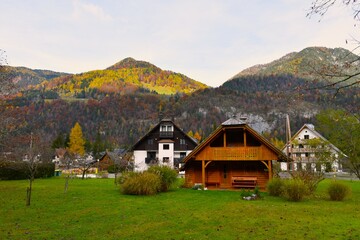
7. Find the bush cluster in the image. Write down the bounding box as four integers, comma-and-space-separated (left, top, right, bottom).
291, 170, 324, 194
121, 171, 161, 195
267, 177, 352, 202
283, 178, 309, 202
266, 177, 284, 197
267, 178, 308, 201
0, 161, 55, 180
148, 165, 178, 192
327, 181, 351, 201
120, 165, 178, 195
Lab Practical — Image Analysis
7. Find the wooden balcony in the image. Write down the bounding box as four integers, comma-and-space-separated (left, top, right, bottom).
209, 147, 261, 160
291, 148, 317, 153
159, 132, 173, 138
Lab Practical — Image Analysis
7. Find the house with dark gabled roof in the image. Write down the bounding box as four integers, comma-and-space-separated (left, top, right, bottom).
182, 116, 287, 189
130, 118, 197, 171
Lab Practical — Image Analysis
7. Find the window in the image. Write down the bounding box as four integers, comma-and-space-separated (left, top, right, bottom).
147, 139, 153, 145
180, 139, 186, 145
297, 162, 302, 170
304, 135, 309, 139
160, 125, 173, 132
180, 152, 186, 158
163, 157, 169, 163
305, 152, 309, 157
163, 144, 169, 150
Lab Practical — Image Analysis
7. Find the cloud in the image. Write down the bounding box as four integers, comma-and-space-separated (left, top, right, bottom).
72, 0, 112, 21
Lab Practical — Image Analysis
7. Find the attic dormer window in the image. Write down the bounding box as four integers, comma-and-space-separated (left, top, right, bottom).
161, 125, 173, 132
160, 124, 173, 138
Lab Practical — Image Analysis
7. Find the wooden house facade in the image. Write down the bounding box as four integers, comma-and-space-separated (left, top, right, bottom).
182, 117, 286, 189
130, 118, 198, 171
98, 149, 126, 172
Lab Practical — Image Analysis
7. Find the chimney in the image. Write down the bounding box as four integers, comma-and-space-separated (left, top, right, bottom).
240, 116, 247, 123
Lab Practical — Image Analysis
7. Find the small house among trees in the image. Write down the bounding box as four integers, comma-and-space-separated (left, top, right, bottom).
130, 118, 198, 171
182, 117, 287, 189
97, 149, 127, 172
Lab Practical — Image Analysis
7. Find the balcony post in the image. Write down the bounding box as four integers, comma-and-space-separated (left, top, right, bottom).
202, 160, 205, 189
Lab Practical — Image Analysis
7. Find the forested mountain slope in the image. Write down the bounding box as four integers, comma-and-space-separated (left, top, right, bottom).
2, 47, 359, 155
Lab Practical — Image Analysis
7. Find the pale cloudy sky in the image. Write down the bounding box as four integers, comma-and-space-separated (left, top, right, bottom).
1, 0, 358, 87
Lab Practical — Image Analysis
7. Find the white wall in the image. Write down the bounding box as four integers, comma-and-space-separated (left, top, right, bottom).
158, 142, 174, 168
134, 150, 147, 172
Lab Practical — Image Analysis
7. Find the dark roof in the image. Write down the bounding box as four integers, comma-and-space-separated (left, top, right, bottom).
99, 149, 126, 162
130, 118, 197, 151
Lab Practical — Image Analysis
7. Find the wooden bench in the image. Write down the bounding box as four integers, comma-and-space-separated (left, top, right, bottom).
206, 181, 220, 188
231, 176, 257, 188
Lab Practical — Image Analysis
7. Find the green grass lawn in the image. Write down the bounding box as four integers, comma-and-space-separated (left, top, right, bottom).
1, 177, 359, 240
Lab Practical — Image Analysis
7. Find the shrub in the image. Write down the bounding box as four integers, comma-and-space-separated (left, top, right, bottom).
267, 178, 284, 197
147, 165, 178, 192
327, 181, 351, 201
107, 165, 116, 173
291, 169, 324, 194
121, 171, 161, 195
0, 161, 55, 180
240, 189, 252, 198
283, 178, 309, 202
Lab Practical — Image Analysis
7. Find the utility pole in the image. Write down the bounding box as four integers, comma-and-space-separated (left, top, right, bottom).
285, 115, 293, 172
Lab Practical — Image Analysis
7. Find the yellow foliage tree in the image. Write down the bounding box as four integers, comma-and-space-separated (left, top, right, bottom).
69, 122, 85, 157
193, 131, 202, 142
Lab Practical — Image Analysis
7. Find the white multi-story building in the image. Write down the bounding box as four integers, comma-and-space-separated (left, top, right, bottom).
281, 124, 345, 172
130, 118, 198, 172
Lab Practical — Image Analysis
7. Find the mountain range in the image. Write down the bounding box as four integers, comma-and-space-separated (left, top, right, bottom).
1, 46, 359, 153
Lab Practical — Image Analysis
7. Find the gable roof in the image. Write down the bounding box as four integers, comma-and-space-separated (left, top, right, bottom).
130, 118, 197, 151
283, 124, 344, 154
183, 116, 287, 164
99, 149, 126, 162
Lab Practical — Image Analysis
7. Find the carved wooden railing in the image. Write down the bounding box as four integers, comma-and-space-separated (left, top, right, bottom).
210, 147, 261, 160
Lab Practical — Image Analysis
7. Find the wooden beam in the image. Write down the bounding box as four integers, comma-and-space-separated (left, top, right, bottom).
202, 160, 205, 188
260, 160, 269, 169
205, 161, 212, 168
223, 131, 226, 147
268, 160, 272, 180
244, 130, 247, 147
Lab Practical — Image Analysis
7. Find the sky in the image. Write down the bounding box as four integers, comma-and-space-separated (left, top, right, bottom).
1, 0, 359, 87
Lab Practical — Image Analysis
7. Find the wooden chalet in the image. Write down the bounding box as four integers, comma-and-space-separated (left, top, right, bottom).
182, 117, 287, 189
130, 118, 198, 171
97, 149, 126, 171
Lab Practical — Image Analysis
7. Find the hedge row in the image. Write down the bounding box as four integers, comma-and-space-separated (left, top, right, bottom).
0, 161, 55, 180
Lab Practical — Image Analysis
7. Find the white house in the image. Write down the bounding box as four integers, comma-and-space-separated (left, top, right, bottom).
130, 118, 198, 172
281, 124, 345, 172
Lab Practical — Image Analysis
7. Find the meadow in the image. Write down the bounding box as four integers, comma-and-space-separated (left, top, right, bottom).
0, 177, 359, 240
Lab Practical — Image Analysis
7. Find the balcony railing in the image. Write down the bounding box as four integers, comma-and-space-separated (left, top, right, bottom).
291, 148, 318, 153
211, 147, 261, 160
159, 131, 173, 138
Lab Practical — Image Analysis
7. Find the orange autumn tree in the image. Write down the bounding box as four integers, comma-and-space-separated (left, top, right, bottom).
69, 122, 85, 157
68, 122, 91, 180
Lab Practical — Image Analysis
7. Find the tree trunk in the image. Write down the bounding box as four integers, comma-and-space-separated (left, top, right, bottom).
64, 175, 69, 193
26, 178, 33, 206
